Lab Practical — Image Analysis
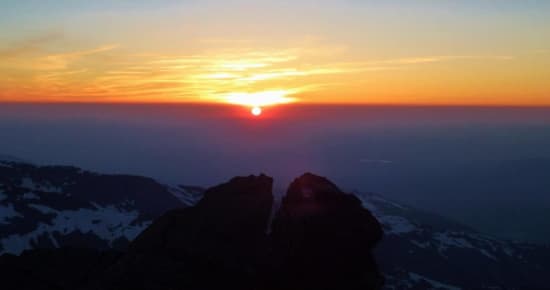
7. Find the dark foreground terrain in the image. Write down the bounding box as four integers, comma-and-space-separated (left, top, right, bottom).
1, 159, 550, 289
2, 172, 384, 290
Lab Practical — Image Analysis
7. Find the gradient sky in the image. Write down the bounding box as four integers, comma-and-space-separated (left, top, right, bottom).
1, 0, 549, 105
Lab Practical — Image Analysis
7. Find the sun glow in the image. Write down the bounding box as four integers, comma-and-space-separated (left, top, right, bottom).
224, 90, 297, 107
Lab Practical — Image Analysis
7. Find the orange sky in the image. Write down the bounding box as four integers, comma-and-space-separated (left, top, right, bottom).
1, 1, 549, 106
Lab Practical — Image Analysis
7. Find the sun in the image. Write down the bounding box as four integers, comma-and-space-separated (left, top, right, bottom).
251, 106, 262, 116
222, 90, 296, 117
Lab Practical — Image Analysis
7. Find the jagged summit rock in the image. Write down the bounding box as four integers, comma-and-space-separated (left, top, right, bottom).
276, 173, 382, 247
129, 173, 273, 257
271, 173, 384, 290
89, 174, 274, 290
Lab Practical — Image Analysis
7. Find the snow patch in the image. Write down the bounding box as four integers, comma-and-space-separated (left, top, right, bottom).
48, 233, 60, 248
0, 203, 22, 224
433, 232, 499, 261
502, 246, 515, 257
28, 204, 56, 214
354, 192, 416, 235
1, 203, 151, 255
20, 177, 63, 193
354, 192, 379, 213
0, 235, 31, 255
0, 161, 13, 168
480, 249, 497, 261
434, 232, 474, 249
360, 199, 377, 212
379, 215, 417, 235
22, 192, 40, 200
370, 194, 407, 210
411, 240, 431, 249
167, 185, 203, 206
468, 233, 516, 257
409, 272, 462, 290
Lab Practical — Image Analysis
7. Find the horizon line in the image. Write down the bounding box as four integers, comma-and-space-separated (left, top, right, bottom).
2, 100, 550, 109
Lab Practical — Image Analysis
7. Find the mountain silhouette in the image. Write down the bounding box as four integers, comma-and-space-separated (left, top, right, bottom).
86, 173, 383, 290
2, 162, 550, 289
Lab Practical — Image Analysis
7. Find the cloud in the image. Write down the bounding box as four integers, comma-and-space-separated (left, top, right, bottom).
0, 33, 61, 60
40, 44, 119, 70
0, 37, 121, 101
396, 55, 512, 64
0, 35, 517, 103
0, 39, 119, 72
355, 55, 514, 67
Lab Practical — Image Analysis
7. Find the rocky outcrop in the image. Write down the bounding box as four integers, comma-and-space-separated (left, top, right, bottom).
271, 173, 384, 290
87, 174, 275, 290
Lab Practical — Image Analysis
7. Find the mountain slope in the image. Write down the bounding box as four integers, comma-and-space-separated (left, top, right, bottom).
355, 191, 550, 289
0, 160, 185, 255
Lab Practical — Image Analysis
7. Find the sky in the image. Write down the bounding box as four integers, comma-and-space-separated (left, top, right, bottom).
1, 0, 549, 105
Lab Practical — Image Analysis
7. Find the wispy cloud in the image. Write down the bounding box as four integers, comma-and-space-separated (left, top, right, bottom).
0, 33, 61, 59
0, 35, 516, 103
39, 44, 119, 70
340, 55, 514, 68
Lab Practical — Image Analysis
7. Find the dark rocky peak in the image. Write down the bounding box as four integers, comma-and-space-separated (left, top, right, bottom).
271, 173, 384, 290
131, 173, 274, 250
281, 172, 365, 215
286, 172, 342, 199
197, 173, 273, 218
276, 173, 382, 243
129, 173, 273, 255
92, 174, 275, 290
